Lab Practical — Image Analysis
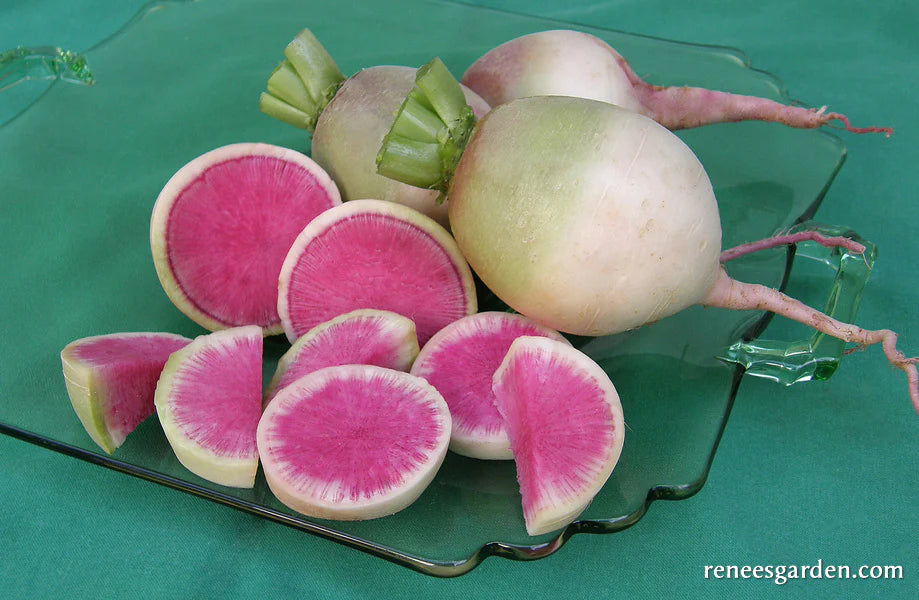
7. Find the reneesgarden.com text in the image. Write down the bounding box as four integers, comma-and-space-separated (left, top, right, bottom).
703, 560, 903, 585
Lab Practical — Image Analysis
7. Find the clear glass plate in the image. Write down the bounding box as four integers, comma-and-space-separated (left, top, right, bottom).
0, 0, 863, 577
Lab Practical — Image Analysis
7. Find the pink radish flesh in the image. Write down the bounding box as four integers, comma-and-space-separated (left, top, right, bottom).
410, 311, 569, 459
265, 309, 419, 404
61, 332, 192, 453
151, 143, 341, 334
257, 365, 451, 520
154, 326, 263, 487
278, 199, 477, 346
461, 29, 891, 136
493, 336, 624, 536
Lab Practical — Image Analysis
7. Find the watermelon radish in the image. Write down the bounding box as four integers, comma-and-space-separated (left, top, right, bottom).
264, 308, 420, 405
461, 29, 892, 135
150, 142, 341, 335
277, 199, 477, 346
259, 28, 489, 226
492, 336, 625, 536
60, 332, 192, 454
410, 311, 570, 460
377, 58, 919, 411
154, 325, 263, 488
257, 364, 451, 520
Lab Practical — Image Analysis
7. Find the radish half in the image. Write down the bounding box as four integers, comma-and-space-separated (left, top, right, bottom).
493, 336, 625, 536
257, 365, 451, 520
377, 58, 918, 412
461, 29, 891, 135
61, 332, 192, 454
277, 199, 477, 346
259, 28, 489, 226
410, 311, 569, 460
150, 142, 341, 335
154, 325, 263, 488
264, 308, 420, 405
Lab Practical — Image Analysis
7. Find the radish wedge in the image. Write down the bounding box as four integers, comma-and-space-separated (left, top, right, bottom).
277, 199, 477, 346
257, 365, 451, 520
61, 332, 192, 454
154, 326, 263, 488
493, 336, 625, 536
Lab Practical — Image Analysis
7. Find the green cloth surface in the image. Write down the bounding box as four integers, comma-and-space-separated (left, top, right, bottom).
2, 1, 917, 598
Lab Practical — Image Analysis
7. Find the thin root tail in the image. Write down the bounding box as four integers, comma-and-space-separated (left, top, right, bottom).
720, 230, 867, 263
824, 112, 893, 137
703, 269, 918, 414
875, 331, 919, 414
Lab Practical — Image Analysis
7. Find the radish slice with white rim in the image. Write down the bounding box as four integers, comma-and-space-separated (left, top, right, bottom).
257, 364, 451, 521
277, 199, 477, 346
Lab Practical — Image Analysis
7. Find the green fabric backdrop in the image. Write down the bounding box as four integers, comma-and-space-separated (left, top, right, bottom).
2, 1, 916, 598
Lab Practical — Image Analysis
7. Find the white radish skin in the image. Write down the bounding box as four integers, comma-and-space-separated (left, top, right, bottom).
462, 29, 646, 113
312, 66, 490, 227
450, 96, 722, 336
461, 29, 892, 135
446, 96, 917, 411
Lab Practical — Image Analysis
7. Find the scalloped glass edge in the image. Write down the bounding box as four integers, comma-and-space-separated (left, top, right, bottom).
0, 0, 854, 578
0, 371, 743, 578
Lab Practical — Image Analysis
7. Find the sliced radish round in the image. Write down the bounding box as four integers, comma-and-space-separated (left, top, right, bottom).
492, 336, 625, 536
61, 332, 192, 454
150, 143, 341, 335
277, 199, 477, 346
410, 311, 569, 460
154, 325, 263, 488
257, 365, 451, 521
264, 308, 420, 405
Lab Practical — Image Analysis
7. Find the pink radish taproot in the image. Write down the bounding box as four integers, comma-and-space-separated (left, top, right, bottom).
461, 29, 891, 136
376, 58, 918, 412
259, 28, 489, 226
